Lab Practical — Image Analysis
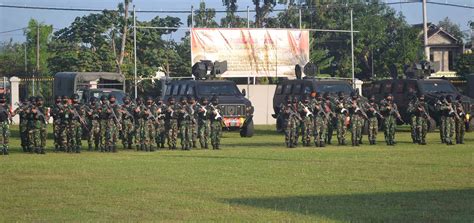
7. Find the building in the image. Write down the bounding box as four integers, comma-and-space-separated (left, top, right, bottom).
416, 23, 464, 78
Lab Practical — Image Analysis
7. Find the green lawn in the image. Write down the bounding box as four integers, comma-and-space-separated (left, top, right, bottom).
1, 125, 473, 222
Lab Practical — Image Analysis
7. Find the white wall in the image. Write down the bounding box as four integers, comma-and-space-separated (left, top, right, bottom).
237, 84, 276, 125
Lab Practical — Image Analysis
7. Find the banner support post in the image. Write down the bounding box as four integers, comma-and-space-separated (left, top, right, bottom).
247, 6, 250, 97
350, 9, 355, 88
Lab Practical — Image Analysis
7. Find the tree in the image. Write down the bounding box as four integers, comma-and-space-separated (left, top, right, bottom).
438, 17, 465, 43
24, 19, 53, 76
188, 2, 218, 28
455, 52, 474, 79
221, 0, 247, 28
0, 40, 26, 77
252, 0, 278, 28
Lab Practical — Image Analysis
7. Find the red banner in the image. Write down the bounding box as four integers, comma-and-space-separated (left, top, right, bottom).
191, 28, 310, 78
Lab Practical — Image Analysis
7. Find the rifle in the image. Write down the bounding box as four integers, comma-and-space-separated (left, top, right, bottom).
30, 105, 48, 124
0, 104, 12, 124
365, 102, 384, 119
391, 103, 405, 124
335, 98, 348, 115
447, 102, 460, 121
299, 102, 313, 118
70, 104, 90, 132
352, 100, 368, 120
105, 102, 122, 130
418, 101, 431, 120
210, 104, 222, 120
196, 103, 208, 117
286, 104, 302, 122
455, 102, 468, 123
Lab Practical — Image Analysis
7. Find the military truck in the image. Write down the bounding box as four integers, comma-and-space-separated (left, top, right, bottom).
53, 72, 126, 104
363, 78, 474, 131
272, 77, 365, 132
161, 78, 254, 137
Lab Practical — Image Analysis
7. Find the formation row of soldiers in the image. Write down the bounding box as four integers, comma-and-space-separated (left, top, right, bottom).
278, 91, 467, 148
0, 94, 225, 155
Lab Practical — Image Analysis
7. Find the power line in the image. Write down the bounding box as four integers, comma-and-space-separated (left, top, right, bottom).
0, 28, 25, 34
0, 1, 472, 13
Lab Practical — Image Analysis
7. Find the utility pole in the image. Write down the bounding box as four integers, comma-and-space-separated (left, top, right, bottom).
133, 5, 137, 99
24, 43, 27, 74
422, 0, 429, 60
350, 9, 355, 88
34, 25, 40, 95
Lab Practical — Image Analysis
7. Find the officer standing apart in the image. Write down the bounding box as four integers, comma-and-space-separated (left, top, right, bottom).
379, 93, 401, 146
0, 94, 12, 155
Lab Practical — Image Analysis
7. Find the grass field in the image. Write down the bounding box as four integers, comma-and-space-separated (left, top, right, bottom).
1, 125, 473, 222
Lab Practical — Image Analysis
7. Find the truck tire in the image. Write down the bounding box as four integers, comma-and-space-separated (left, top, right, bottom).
240, 119, 254, 137
428, 118, 437, 132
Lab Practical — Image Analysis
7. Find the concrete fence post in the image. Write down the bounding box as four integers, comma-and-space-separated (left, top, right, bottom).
354, 79, 363, 96
10, 76, 20, 123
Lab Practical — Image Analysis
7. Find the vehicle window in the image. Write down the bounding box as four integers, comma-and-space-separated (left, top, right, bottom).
179, 84, 187, 95
197, 83, 240, 96
172, 85, 180, 95
383, 82, 392, 93
406, 82, 418, 95
303, 84, 312, 94
292, 84, 302, 94
315, 83, 353, 94
165, 85, 172, 96
373, 83, 381, 94
187, 86, 195, 95
420, 81, 456, 93
275, 85, 283, 95
283, 84, 292, 95
394, 82, 404, 93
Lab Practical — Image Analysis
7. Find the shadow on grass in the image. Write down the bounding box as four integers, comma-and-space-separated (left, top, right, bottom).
223, 189, 474, 222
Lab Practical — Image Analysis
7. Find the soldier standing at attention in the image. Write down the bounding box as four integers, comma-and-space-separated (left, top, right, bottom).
0, 94, 12, 155
107, 95, 121, 152
143, 96, 157, 152
313, 93, 327, 147
291, 96, 302, 146
133, 97, 144, 150
441, 95, 456, 145
68, 94, 85, 153
30, 96, 48, 154
298, 95, 313, 147
379, 93, 400, 146
407, 94, 418, 143
26, 97, 37, 153
197, 97, 210, 149
188, 96, 199, 149
86, 97, 101, 151
414, 94, 430, 145
209, 96, 223, 150
155, 98, 166, 149
165, 97, 179, 150
178, 97, 192, 150
365, 95, 380, 145
50, 96, 62, 151
13, 98, 30, 152
58, 96, 70, 152
454, 95, 466, 144
335, 92, 348, 145
347, 92, 366, 147
435, 96, 446, 143
323, 92, 335, 145
121, 96, 135, 150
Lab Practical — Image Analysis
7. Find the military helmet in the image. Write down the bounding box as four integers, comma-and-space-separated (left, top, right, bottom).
90, 97, 98, 103
100, 95, 107, 101
72, 94, 80, 100
29, 96, 36, 102
301, 95, 308, 101
55, 95, 61, 101
108, 94, 116, 100
446, 95, 452, 101
323, 92, 329, 98
337, 91, 344, 97
292, 96, 298, 103
136, 97, 143, 103
36, 96, 44, 101
146, 96, 153, 102
0, 94, 6, 102
285, 95, 292, 103
200, 97, 208, 103
211, 96, 219, 104
62, 95, 69, 100
316, 92, 323, 99
455, 95, 462, 101
123, 95, 130, 101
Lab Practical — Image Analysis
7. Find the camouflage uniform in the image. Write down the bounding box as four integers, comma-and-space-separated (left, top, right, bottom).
0, 96, 11, 155
312, 95, 327, 147
197, 98, 210, 149
209, 97, 223, 149
13, 100, 30, 152
334, 93, 348, 145
30, 97, 48, 154
454, 96, 466, 144
347, 95, 366, 147
178, 98, 192, 150
155, 100, 166, 149
434, 97, 446, 143
120, 97, 135, 150
407, 97, 418, 143
67, 97, 85, 153
410, 95, 430, 145
189, 98, 198, 149
99, 96, 121, 152
323, 94, 335, 145
86, 98, 101, 151
58, 96, 70, 152
165, 97, 180, 150
133, 98, 144, 150
298, 96, 313, 146
281, 96, 300, 148
441, 96, 456, 145
364, 98, 380, 145
142, 98, 157, 152
379, 95, 399, 146
50, 96, 63, 151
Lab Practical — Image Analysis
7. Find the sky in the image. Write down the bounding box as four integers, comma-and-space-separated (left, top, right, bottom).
0, 0, 473, 43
